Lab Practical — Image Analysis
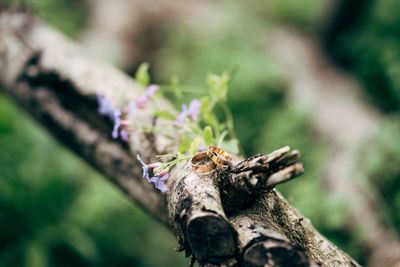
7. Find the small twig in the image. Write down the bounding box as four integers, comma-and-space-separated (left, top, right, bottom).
265, 162, 304, 189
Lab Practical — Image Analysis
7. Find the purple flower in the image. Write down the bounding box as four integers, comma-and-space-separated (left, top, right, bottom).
97, 91, 116, 119
111, 111, 130, 141
188, 99, 201, 121
137, 85, 160, 109
97, 91, 128, 140
174, 99, 202, 127
137, 154, 150, 181
137, 96, 149, 109
150, 172, 169, 192
174, 104, 188, 127
146, 84, 160, 96
112, 108, 122, 119
136, 154, 169, 192
112, 116, 121, 139
120, 129, 129, 141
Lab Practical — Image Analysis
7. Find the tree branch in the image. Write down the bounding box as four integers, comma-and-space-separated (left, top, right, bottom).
0, 8, 360, 266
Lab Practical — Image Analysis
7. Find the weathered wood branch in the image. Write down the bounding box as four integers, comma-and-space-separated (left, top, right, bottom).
0, 8, 360, 266
221, 146, 304, 212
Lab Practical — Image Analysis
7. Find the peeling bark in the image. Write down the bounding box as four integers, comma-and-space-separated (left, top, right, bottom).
0, 8, 361, 266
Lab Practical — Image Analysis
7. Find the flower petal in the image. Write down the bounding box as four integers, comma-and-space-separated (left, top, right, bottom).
149, 176, 159, 183
136, 85, 160, 109
188, 99, 201, 121
137, 154, 150, 180
112, 116, 121, 139
159, 172, 169, 181
120, 129, 129, 141
146, 84, 160, 97
156, 181, 169, 193
174, 104, 189, 127
137, 95, 149, 109
97, 91, 115, 118
112, 108, 122, 120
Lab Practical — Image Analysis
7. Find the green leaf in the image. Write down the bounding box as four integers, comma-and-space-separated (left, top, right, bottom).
203, 126, 213, 146
178, 132, 192, 153
135, 62, 150, 87
207, 71, 230, 102
200, 96, 211, 113
189, 137, 203, 156
221, 138, 239, 155
154, 110, 175, 121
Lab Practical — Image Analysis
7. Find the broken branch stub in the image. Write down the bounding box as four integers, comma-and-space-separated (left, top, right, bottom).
229, 205, 319, 267
168, 165, 239, 266
220, 146, 304, 212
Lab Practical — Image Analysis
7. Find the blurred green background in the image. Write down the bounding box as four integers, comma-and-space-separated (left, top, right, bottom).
1, 0, 400, 266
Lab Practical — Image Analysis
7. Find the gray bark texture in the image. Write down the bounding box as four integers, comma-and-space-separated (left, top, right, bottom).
0, 8, 360, 267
